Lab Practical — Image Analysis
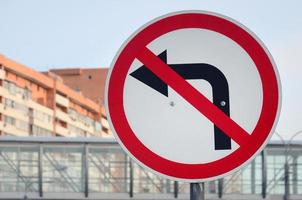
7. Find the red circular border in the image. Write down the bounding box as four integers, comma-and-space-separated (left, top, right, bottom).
107, 12, 279, 180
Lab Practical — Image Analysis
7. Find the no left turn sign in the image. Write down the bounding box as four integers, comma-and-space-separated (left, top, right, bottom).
105, 11, 281, 181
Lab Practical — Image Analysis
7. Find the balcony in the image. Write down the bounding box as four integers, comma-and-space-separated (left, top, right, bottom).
2, 123, 28, 136
0, 69, 5, 79
56, 110, 69, 122
55, 125, 69, 137
55, 94, 69, 107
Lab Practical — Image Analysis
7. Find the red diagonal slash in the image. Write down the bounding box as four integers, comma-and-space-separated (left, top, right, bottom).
136, 46, 251, 146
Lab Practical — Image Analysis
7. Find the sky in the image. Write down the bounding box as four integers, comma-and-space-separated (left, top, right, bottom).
0, 0, 302, 140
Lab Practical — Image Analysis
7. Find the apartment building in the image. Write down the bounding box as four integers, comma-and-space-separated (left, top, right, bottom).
0, 55, 110, 137
49, 68, 111, 135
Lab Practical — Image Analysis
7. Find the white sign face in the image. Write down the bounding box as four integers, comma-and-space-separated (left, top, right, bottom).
105, 11, 281, 181
124, 28, 262, 164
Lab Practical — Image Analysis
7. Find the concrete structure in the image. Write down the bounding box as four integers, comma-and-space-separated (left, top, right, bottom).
0, 55, 110, 137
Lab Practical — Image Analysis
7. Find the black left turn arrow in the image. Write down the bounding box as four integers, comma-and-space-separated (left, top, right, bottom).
130, 51, 169, 96
130, 50, 231, 150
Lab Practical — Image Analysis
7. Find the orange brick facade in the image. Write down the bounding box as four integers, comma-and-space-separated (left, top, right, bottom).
49, 68, 111, 134
49, 68, 108, 105
0, 55, 111, 137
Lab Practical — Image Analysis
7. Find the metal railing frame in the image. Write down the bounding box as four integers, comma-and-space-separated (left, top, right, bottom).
0, 136, 302, 199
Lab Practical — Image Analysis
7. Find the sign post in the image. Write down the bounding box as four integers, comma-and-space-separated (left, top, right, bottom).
105, 11, 281, 197
190, 183, 204, 200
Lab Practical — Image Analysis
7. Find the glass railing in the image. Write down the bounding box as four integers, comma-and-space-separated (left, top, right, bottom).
0, 137, 301, 199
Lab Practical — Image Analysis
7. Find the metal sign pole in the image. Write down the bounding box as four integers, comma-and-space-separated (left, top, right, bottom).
190, 182, 205, 200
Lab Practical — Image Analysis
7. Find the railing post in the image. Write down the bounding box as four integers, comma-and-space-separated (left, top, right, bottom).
284, 162, 289, 200
174, 181, 178, 198
17, 147, 21, 192
38, 144, 43, 197
292, 155, 298, 194
124, 154, 128, 192
251, 160, 256, 194
190, 183, 204, 200
261, 150, 267, 199
129, 159, 133, 198
218, 178, 223, 198
84, 144, 89, 198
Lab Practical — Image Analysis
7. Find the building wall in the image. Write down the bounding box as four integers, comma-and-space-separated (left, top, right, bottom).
49, 68, 108, 105
49, 68, 111, 135
0, 55, 111, 137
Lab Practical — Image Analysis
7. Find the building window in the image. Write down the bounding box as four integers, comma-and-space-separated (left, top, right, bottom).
33, 110, 52, 123
4, 98, 14, 108
22, 88, 31, 100
15, 120, 29, 131
15, 102, 28, 116
83, 116, 93, 127
3, 81, 32, 100
32, 125, 52, 136
75, 87, 81, 93
94, 121, 102, 132
4, 115, 15, 126
68, 109, 77, 121
69, 125, 86, 137
3, 81, 16, 94
67, 108, 94, 127
4, 98, 29, 115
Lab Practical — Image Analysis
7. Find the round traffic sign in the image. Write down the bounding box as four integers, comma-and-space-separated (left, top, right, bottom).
105, 11, 281, 181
